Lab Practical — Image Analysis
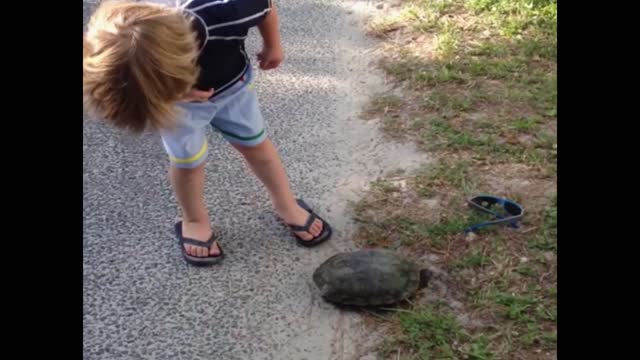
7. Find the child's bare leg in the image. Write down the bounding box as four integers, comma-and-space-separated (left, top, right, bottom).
169, 163, 220, 257
232, 139, 323, 241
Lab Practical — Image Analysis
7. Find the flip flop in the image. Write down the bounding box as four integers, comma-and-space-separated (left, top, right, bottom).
174, 221, 224, 266
286, 199, 333, 247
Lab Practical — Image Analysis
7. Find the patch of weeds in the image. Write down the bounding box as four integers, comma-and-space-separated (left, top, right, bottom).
483, 139, 551, 166
547, 286, 557, 297
393, 217, 456, 248
429, 0, 458, 15
522, 323, 543, 346
528, 236, 556, 253
421, 217, 469, 241
466, 0, 557, 38
529, 196, 557, 252
361, 0, 556, 357
468, 41, 509, 58
399, 305, 463, 356
387, 0, 458, 35
358, 207, 492, 249
388, 167, 408, 177
367, 11, 411, 37
413, 158, 475, 195
518, 36, 557, 61
370, 179, 401, 195
489, 290, 537, 323
515, 263, 537, 277
412, 211, 491, 247
382, 57, 470, 87
465, 0, 500, 12
474, 285, 556, 348
435, 22, 460, 59
535, 303, 557, 322
511, 117, 539, 133
406, 3, 444, 33
379, 303, 495, 359
429, 159, 472, 188
428, 117, 487, 150
464, 335, 495, 360
521, 323, 556, 348
501, 84, 534, 104
357, 216, 427, 248
465, 56, 528, 80
420, 63, 470, 85
542, 330, 557, 345
424, 89, 475, 113
362, 95, 410, 138
534, 130, 556, 150
452, 250, 489, 269
528, 73, 557, 116
425, 119, 550, 166
362, 95, 403, 119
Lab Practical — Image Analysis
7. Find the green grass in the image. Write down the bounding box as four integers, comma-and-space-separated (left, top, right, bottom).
470, 285, 556, 347
356, 208, 494, 249
367, 13, 407, 37
489, 291, 537, 322
466, 0, 557, 38
453, 250, 490, 269
534, 130, 556, 149
374, 0, 557, 145
415, 158, 475, 194
365, 95, 404, 115
427, 118, 487, 150
370, 179, 402, 195
464, 336, 495, 360
424, 90, 476, 113
420, 216, 469, 240
425, 118, 553, 166
380, 303, 496, 359
435, 22, 460, 59
512, 117, 539, 133
407, 212, 491, 246
515, 263, 537, 277
388, 216, 459, 248
399, 305, 463, 357
360, 0, 556, 358
528, 196, 557, 252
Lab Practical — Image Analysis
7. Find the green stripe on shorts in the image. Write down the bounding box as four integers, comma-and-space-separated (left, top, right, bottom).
213, 126, 265, 141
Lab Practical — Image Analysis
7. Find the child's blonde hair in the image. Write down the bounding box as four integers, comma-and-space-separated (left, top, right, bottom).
83, 1, 200, 133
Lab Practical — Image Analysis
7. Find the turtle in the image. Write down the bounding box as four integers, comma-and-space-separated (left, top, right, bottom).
312, 249, 433, 306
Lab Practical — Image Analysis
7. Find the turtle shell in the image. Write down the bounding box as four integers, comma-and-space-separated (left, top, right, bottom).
313, 249, 422, 306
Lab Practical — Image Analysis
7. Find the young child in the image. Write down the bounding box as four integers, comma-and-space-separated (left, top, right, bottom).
83, 0, 332, 266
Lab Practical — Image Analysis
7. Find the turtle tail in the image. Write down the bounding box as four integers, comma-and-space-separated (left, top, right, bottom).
419, 269, 433, 289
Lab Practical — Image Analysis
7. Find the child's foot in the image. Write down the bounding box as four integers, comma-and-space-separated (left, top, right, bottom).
181, 221, 221, 257
279, 203, 324, 242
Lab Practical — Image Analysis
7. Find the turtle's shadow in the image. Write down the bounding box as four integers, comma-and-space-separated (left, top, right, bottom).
325, 300, 416, 316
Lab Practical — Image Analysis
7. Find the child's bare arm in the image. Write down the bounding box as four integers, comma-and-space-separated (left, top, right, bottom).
257, 3, 284, 70
180, 88, 214, 103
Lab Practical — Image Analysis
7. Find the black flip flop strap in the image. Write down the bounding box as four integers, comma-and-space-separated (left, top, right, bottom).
180, 234, 217, 249
288, 212, 318, 232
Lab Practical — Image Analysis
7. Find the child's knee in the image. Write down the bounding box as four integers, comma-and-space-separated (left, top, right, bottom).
170, 160, 206, 175
233, 139, 274, 163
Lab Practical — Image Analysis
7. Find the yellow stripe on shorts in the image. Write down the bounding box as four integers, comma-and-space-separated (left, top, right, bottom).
169, 141, 207, 164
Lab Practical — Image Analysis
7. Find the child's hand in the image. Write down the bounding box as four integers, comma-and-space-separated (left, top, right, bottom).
257, 45, 284, 70
180, 88, 214, 102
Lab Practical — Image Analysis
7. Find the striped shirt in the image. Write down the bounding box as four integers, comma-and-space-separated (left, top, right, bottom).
179, 0, 273, 96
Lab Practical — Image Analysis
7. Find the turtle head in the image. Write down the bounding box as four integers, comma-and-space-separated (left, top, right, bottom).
419, 269, 433, 289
